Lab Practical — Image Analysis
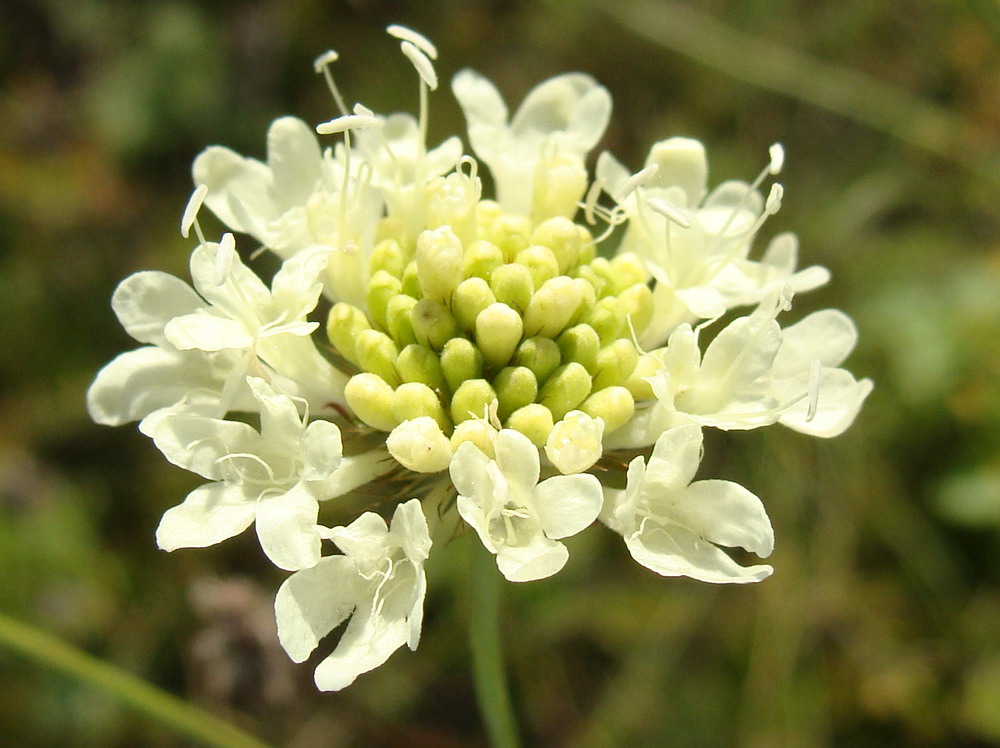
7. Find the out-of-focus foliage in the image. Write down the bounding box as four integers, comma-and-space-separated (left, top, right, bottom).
1, 0, 998, 745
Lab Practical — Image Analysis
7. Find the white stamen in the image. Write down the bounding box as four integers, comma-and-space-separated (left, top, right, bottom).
387, 24, 438, 59
353, 103, 376, 118
614, 164, 659, 202
181, 184, 208, 239
646, 197, 693, 229
806, 359, 821, 422
312, 49, 339, 72
214, 233, 236, 286
400, 40, 438, 90
768, 143, 785, 175
765, 183, 783, 214
583, 178, 604, 226
316, 112, 380, 135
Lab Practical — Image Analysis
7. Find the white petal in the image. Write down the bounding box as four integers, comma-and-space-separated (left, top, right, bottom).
451, 69, 508, 160
776, 310, 859, 371
269, 247, 329, 319
388, 499, 433, 565
456, 494, 498, 555
145, 411, 263, 480
112, 272, 204, 346
299, 419, 344, 481
493, 429, 541, 494
676, 479, 774, 557
645, 137, 707, 208
192, 146, 275, 235
189, 241, 272, 318
777, 371, 874, 438
646, 424, 704, 492
275, 556, 361, 662
495, 535, 569, 582
255, 487, 322, 571
164, 312, 253, 352
266, 117, 323, 206
625, 522, 773, 584
312, 597, 409, 691
533, 474, 603, 540
247, 376, 305, 449
329, 512, 390, 562
155, 482, 257, 551
510, 73, 610, 153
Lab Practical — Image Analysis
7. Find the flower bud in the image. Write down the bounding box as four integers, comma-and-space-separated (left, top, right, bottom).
450, 418, 497, 458
386, 294, 418, 347
396, 344, 447, 393
505, 403, 554, 447
531, 216, 583, 274
462, 239, 504, 281
387, 417, 452, 473
440, 338, 484, 393
544, 410, 605, 474
579, 386, 635, 433
474, 200, 504, 238
451, 379, 497, 425
488, 214, 532, 262
610, 252, 649, 291
616, 283, 654, 337
624, 354, 660, 400
568, 277, 597, 327
344, 373, 398, 431
587, 296, 627, 344
593, 339, 639, 390
538, 362, 592, 420
416, 225, 464, 303
326, 303, 371, 365
558, 324, 601, 373
393, 382, 450, 431
490, 263, 534, 314
532, 152, 587, 223
493, 366, 538, 421
515, 245, 560, 288
354, 329, 401, 387
401, 260, 422, 298
426, 171, 481, 245
366, 270, 402, 330
451, 277, 496, 332
523, 276, 584, 338
513, 337, 561, 385
475, 302, 523, 370
411, 298, 458, 350
369, 238, 406, 278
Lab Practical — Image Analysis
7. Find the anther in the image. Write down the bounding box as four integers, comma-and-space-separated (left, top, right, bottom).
214, 233, 237, 287
181, 184, 208, 240
400, 41, 438, 91
387, 25, 438, 59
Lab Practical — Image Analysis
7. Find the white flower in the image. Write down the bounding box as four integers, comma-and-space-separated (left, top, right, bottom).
275, 499, 431, 691
449, 429, 603, 582
150, 376, 343, 571
453, 70, 611, 220
604, 424, 774, 583
544, 410, 605, 474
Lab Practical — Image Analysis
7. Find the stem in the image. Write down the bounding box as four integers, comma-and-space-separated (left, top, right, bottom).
0, 611, 271, 748
468, 540, 522, 748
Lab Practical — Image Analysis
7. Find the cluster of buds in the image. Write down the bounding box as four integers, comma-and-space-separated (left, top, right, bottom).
88, 25, 871, 690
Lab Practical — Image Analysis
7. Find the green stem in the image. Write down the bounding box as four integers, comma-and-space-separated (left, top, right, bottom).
0, 611, 271, 748
468, 541, 522, 748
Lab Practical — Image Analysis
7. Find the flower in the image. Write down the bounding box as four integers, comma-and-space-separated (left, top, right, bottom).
275, 499, 431, 691
88, 24, 871, 690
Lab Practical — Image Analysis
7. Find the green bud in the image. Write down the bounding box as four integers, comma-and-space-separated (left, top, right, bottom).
344, 373, 398, 431
416, 225, 464, 303
475, 200, 504, 239
451, 277, 496, 332
393, 382, 450, 432
580, 386, 635, 434
450, 419, 497, 458
326, 303, 371, 365
396, 344, 447, 394
558, 324, 601, 373
592, 339, 639, 390
522, 276, 584, 338
505, 403, 554, 447
493, 366, 538, 421
354, 329, 401, 386
490, 263, 534, 314
515, 245, 560, 288
610, 252, 649, 291
426, 171, 481, 246
488, 214, 532, 262
513, 337, 561, 385
616, 283, 654, 338
531, 216, 583, 274
463, 240, 504, 281
587, 257, 617, 297
366, 270, 401, 331
624, 354, 659, 401
538, 362, 592, 421
451, 378, 497, 425
386, 294, 418, 348
411, 298, 458, 351
401, 260, 422, 298
576, 225, 597, 265
568, 277, 597, 327
375, 215, 410, 250
573, 264, 609, 299
531, 152, 587, 223
587, 296, 627, 344
475, 302, 524, 370
369, 238, 405, 277
440, 338, 484, 393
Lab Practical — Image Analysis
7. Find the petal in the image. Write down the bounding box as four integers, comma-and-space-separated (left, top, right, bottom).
511, 73, 610, 153
645, 137, 707, 208
164, 312, 253, 352
266, 116, 322, 206
189, 241, 272, 318
676, 480, 774, 557
624, 522, 773, 584
329, 512, 390, 562
776, 310, 859, 371
776, 370, 874, 438
646, 424, 704, 492
495, 535, 569, 582
247, 376, 305, 449
269, 247, 329, 319
111, 271, 204, 346
452, 69, 508, 160
388, 499, 433, 565
299, 419, 344, 481
533, 473, 603, 539
456, 494, 498, 554
255, 486, 322, 571
274, 556, 361, 662
155, 482, 257, 551
193, 146, 275, 235
493, 429, 541, 494
144, 411, 263, 480
448, 441, 493, 500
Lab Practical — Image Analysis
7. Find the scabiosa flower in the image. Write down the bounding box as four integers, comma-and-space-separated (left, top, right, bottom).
88, 25, 871, 691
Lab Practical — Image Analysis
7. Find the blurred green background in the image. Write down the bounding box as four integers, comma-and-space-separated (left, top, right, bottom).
1, 0, 999, 745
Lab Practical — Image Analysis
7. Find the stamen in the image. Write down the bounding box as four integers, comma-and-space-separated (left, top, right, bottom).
768, 143, 784, 175
583, 177, 604, 226
213, 232, 237, 286
806, 359, 821, 422
313, 49, 348, 116
614, 164, 659, 203
181, 184, 208, 239
646, 196, 693, 229
400, 40, 438, 91
387, 25, 438, 60
316, 112, 380, 135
